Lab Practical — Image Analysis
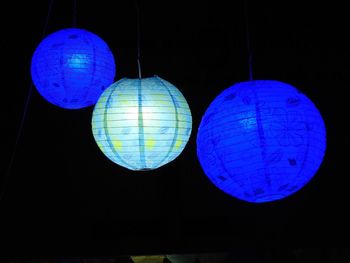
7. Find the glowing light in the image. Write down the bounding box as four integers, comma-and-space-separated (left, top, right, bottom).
31, 28, 116, 109
92, 76, 192, 171
197, 80, 326, 203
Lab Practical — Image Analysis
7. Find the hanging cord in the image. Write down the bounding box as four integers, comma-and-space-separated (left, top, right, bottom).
0, 0, 55, 203
73, 0, 77, 28
243, 0, 253, 81
136, 0, 142, 79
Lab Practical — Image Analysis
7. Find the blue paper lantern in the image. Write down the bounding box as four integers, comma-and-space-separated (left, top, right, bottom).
31, 28, 116, 109
91, 76, 192, 171
197, 80, 326, 203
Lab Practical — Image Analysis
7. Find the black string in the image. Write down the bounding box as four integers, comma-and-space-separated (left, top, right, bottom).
0, 0, 55, 203
136, 0, 142, 79
243, 0, 253, 81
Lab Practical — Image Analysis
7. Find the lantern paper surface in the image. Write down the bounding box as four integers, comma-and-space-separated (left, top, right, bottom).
92, 76, 192, 171
197, 80, 326, 203
31, 28, 116, 109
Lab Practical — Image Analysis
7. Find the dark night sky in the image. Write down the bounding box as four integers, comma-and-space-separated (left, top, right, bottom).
1, 0, 349, 259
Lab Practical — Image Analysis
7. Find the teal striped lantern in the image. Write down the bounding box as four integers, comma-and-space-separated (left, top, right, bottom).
91, 76, 192, 171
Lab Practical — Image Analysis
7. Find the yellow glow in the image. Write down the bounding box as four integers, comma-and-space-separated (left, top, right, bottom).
97, 95, 108, 106
152, 94, 172, 107
97, 141, 104, 151
117, 94, 134, 106
145, 139, 155, 150
113, 140, 122, 150
175, 140, 182, 149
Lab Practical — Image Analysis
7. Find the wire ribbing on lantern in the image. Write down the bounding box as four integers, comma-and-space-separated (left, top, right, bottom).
92, 76, 192, 171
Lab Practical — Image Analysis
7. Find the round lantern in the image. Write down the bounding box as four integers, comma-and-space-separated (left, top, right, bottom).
31, 28, 116, 109
91, 76, 192, 171
196, 80, 326, 203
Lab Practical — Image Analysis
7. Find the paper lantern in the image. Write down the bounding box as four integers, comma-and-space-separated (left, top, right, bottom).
31, 28, 116, 109
92, 76, 192, 171
197, 80, 326, 203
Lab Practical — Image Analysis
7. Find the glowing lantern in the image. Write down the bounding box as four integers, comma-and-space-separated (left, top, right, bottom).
196, 80, 326, 203
92, 76, 192, 171
31, 28, 116, 109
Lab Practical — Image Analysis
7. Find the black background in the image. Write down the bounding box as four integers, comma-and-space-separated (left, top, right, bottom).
1, 0, 348, 259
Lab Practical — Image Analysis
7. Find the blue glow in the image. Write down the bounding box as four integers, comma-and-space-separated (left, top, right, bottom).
196, 80, 326, 203
31, 28, 116, 109
91, 76, 192, 171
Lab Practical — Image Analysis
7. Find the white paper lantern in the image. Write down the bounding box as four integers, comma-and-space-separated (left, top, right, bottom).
92, 76, 192, 171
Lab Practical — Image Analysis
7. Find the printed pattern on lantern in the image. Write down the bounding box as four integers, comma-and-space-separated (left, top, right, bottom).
196, 80, 326, 203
